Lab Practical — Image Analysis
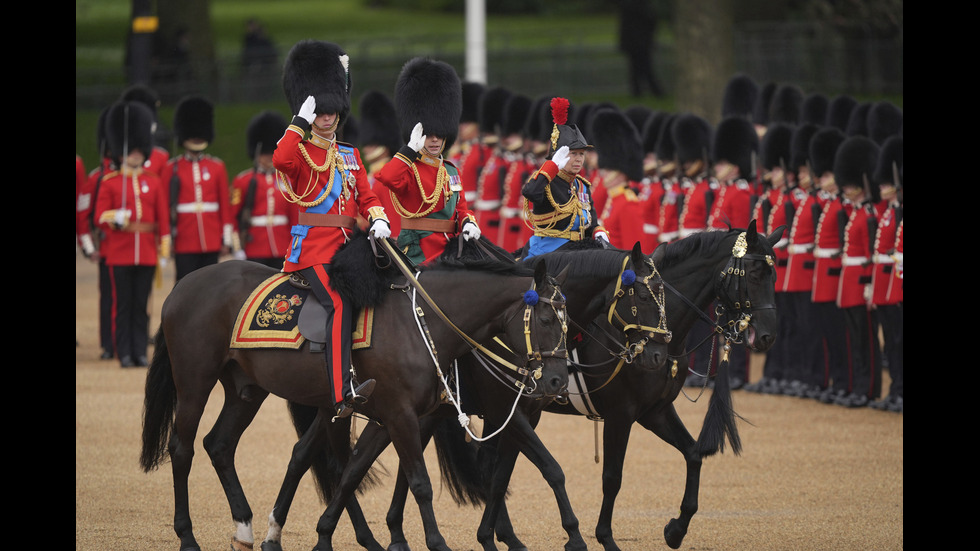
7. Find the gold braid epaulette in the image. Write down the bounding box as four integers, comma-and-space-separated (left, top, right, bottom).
528, 173, 589, 239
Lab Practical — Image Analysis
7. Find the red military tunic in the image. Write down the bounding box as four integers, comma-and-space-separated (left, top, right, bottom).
473, 146, 506, 235
709, 179, 754, 231
871, 202, 902, 305
230, 167, 298, 264
766, 189, 793, 287
782, 189, 822, 293
498, 150, 533, 252
678, 177, 712, 239
160, 153, 233, 254
375, 146, 474, 264
811, 194, 845, 304
272, 126, 384, 272
597, 177, 645, 251
143, 145, 170, 178
657, 178, 681, 244
453, 138, 489, 206
94, 167, 170, 266
638, 177, 664, 253
836, 199, 876, 308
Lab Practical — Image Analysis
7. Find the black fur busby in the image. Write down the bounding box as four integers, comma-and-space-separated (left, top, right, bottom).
712, 116, 759, 178
722, 73, 759, 119
173, 95, 214, 146
642, 111, 669, 155
873, 135, 903, 187
502, 94, 532, 137
340, 114, 359, 144
867, 101, 903, 145
461, 81, 485, 124
790, 122, 820, 174
548, 97, 592, 154
106, 101, 155, 164
760, 122, 795, 171
833, 136, 880, 189
394, 57, 462, 152
809, 127, 846, 177
825, 95, 857, 132
655, 113, 678, 163
478, 86, 512, 137
753, 82, 778, 126
282, 40, 351, 125
671, 113, 712, 166
591, 107, 644, 181
769, 84, 804, 126
582, 102, 617, 139
624, 105, 653, 137
524, 96, 550, 145
845, 102, 872, 137
246, 110, 287, 160
357, 90, 401, 154
120, 84, 161, 120
802, 93, 828, 126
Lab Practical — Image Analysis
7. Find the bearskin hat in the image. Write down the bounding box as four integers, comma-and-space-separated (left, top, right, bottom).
478, 86, 512, 136
760, 122, 795, 171
809, 127, 846, 177
591, 107, 644, 181
246, 110, 287, 160
173, 95, 214, 146
671, 113, 712, 166
712, 116, 759, 178
120, 84, 161, 120
802, 93, 828, 126
867, 101, 903, 145
394, 57, 462, 152
655, 113, 678, 163
873, 135, 903, 187
548, 97, 592, 154
624, 105, 653, 137
282, 40, 351, 126
753, 82, 778, 126
523, 96, 549, 144
461, 81, 485, 124
340, 115, 359, 144
769, 84, 804, 126
502, 94, 532, 137
722, 73, 759, 119
357, 90, 401, 154
106, 101, 155, 163
642, 111, 669, 155
845, 102, 872, 137
833, 136, 880, 189
790, 122, 820, 174
825, 94, 857, 132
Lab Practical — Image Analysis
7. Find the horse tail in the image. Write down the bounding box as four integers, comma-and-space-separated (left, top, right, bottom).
432, 415, 491, 506
140, 328, 177, 472
695, 356, 743, 457
284, 401, 382, 504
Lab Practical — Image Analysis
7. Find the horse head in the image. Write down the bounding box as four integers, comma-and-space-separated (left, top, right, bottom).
607, 242, 671, 370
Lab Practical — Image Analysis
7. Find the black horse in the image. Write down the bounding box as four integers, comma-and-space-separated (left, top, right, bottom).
404, 222, 783, 551
139, 233, 572, 551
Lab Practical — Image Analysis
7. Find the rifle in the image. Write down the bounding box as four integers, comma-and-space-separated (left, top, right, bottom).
238, 142, 262, 248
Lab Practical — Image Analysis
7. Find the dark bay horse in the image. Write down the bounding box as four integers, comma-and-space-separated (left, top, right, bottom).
380, 241, 673, 551
139, 234, 572, 551
422, 222, 783, 551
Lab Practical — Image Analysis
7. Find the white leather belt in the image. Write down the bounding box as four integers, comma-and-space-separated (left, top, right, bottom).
250, 215, 290, 227
788, 243, 814, 254
874, 253, 894, 264
176, 202, 219, 213
643, 223, 660, 235
814, 247, 840, 258
474, 199, 502, 210
842, 256, 868, 266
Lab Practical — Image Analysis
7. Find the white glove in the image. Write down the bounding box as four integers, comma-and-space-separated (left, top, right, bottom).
551, 145, 570, 170
461, 220, 481, 241
233, 249, 247, 261
408, 122, 426, 152
298, 95, 317, 124
369, 219, 391, 240
80, 233, 96, 257
113, 209, 131, 229
594, 230, 610, 246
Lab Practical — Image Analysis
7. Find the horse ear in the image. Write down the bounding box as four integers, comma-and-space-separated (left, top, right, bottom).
631, 242, 644, 266
767, 225, 787, 247
651, 242, 667, 266
555, 265, 570, 287
533, 257, 548, 285
747, 219, 758, 236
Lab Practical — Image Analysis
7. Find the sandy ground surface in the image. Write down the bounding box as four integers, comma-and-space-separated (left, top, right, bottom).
75, 249, 903, 551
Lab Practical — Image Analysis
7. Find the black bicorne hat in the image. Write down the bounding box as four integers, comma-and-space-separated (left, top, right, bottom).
173, 94, 214, 145
358, 89, 401, 154
722, 73, 759, 119
246, 110, 287, 159
282, 40, 351, 126
712, 115, 759, 178
809, 127, 846, 177
591, 107, 644, 181
106, 101, 155, 163
548, 97, 592, 154
394, 57, 462, 152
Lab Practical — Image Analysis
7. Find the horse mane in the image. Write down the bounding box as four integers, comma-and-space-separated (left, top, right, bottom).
657, 230, 732, 271
429, 236, 535, 278
328, 230, 403, 310
525, 245, 631, 280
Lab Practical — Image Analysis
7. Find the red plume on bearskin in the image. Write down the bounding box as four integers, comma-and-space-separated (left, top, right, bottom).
551, 97, 569, 125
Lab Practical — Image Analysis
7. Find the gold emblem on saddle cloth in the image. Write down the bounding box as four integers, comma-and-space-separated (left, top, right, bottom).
256, 294, 303, 327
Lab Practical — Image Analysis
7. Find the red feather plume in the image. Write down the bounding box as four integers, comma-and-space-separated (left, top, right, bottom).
551, 97, 569, 126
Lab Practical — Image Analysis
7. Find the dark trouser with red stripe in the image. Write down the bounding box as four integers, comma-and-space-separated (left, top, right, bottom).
813, 301, 848, 392
174, 252, 220, 284
109, 264, 155, 362
842, 305, 882, 399
300, 264, 352, 405
877, 303, 903, 398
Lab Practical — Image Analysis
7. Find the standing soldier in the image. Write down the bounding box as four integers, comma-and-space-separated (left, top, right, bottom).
708, 115, 758, 231
673, 113, 714, 241
357, 90, 403, 237
94, 101, 171, 368
833, 136, 881, 408
637, 110, 670, 253
161, 95, 235, 283
120, 84, 171, 176
273, 40, 391, 418
497, 93, 533, 252
375, 56, 480, 265
472, 86, 512, 237
230, 110, 296, 269
450, 81, 487, 207
521, 97, 609, 259
655, 114, 681, 245
590, 106, 645, 250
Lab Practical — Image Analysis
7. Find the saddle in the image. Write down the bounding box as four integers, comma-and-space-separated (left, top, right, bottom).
229, 272, 374, 352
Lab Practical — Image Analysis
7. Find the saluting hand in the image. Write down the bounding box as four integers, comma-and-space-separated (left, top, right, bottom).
408, 122, 426, 152
551, 145, 570, 170
298, 96, 317, 125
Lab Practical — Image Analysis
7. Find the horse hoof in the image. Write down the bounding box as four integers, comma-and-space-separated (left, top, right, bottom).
386, 543, 412, 551
231, 536, 255, 551
663, 518, 686, 549
260, 541, 283, 551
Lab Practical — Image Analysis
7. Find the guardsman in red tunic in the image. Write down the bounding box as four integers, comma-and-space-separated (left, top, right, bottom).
472, 86, 511, 236
833, 136, 881, 408
230, 110, 296, 269
808, 127, 849, 404
590, 106, 645, 250
94, 101, 171, 368
654, 114, 681, 245
357, 90, 404, 237
273, 40, 390, 418
708, 115, 758, 232
449, 81, 487, 207
160, 95, 235, 283
497, 94, 533, 252
868, 135, 903, 413
673, 113, 714, 241
637, 111, 669, 253
120, 84, 170, 177
376, 57, 479, 265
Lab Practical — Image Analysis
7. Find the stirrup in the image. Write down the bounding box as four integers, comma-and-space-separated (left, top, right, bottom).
350, 379, 376, 405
